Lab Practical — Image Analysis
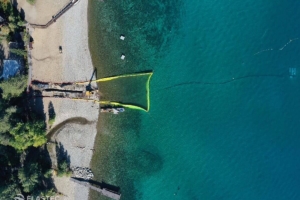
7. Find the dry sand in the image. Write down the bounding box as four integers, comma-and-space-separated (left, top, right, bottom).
16, 0, 70, 25
17, 0, 98, 199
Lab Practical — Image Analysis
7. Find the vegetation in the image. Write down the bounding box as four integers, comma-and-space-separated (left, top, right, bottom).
0, 0, 25, 42
26, 0, 37, 5
10, 121, 47, 151
10, 48, 27, 57
56, 142, 72, 177
0, 1, 69, 198
22, 31, 30, 43
0, 75, 59, 196
0, 75, 27, 99
48, 118, 55, 126
57, 160, 72, 177
18, 163, 40, 193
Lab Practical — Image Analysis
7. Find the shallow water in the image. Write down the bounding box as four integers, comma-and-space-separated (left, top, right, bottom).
89, 0, 300, 199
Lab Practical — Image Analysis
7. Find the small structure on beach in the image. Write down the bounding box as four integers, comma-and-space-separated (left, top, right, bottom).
120, 35, 125, 40
121, 54, 125, 60
0, 60, 22, 80
29, 42, 34, 50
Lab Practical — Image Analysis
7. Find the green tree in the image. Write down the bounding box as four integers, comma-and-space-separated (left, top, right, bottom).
17, 21, 24, 27
43, 169, 53, 178
32, 188, 56, 199
18, 163, 40, 193
0, 25, 10, 35
8, 15, 16, 22
57, 160, 72, 177
0, 106, 16, 135
0, 182, 22, 200
0, 75, 27, 99
10, 121, 47, 151
10, 48, 27, 57
8, 22, 17, 32
22, 31, 29, 43
0, 99, 17, 143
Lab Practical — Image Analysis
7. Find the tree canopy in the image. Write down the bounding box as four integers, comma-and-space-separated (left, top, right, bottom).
10, 121, 47, 151
0, 1, 58, 198
0, 75, 27, 99
18, 163, 40, 193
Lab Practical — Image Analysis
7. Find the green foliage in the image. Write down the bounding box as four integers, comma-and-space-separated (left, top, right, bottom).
8, 15, 15, 22
8, 22, 17, 32
0, 0, 25, 42
0, 35, 7, 41
0, 25, 10, 36
32, 188, 57, 199
48, 117, 55, 126
10, 48, 27, 57
43, 169, 53, 178
0, 75, 27, 99
0, 2, 56, 192
57, 160, 72, 177
0, 182, 22, 200
0, 114, 11, 134
17, 21, 24, 27
0, 106, 16, 135
26, 0, 37, 5
10, 120, 47, 151
18, 163, 40, 193
23, 31, 29, 43
0, 0, 11, 13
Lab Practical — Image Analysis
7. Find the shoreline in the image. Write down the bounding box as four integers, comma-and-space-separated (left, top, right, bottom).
17, 0, 98, 199
87, 1, 148, 199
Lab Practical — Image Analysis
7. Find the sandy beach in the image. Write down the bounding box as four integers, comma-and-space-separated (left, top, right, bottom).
16, 0, 98, 199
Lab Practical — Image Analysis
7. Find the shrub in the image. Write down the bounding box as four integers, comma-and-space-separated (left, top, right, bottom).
48, 117, 55, 126
0, 26, 10, 35
26, 0, 36, 5
18, 163, 40, 193
57, 160, 72, 177
9, 48, 27, 57
10, 120, 47, 151
0, 75, 27, 99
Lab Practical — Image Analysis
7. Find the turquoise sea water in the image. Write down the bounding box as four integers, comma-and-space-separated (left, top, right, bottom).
88, 0, 300, 199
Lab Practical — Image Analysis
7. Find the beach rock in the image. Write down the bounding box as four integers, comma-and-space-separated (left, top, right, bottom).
71, 166, 94, 180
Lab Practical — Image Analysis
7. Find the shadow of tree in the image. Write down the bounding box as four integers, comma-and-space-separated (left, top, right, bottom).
55, 142, 70, 173
27, 93, 46, 122
48, 101, 55, 128
11, 0, 26, 22
55, 142, 70, 166
48, 101, 55, 118
23, 146, 56, 192
0, 41, 5, 71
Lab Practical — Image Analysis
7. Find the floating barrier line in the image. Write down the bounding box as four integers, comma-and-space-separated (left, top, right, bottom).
75, 72, 153, 112
76, 72, 153, 84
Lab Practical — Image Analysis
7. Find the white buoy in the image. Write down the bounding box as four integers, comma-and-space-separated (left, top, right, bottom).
120, 35, 125, 40
121, 54, 125, 60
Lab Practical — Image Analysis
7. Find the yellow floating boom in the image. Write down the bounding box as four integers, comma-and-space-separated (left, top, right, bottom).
76, 72, 153, 112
